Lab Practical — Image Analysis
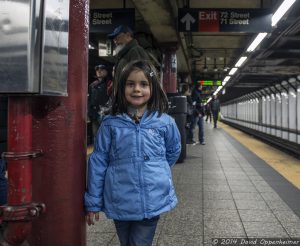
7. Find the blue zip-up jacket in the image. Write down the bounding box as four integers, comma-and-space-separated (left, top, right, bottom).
84, 111, 181, 220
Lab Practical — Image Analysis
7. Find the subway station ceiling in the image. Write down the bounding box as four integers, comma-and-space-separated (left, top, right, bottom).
90, 0, 300, 103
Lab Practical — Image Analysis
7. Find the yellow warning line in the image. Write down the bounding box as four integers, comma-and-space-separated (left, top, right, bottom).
219, 122, 300, 189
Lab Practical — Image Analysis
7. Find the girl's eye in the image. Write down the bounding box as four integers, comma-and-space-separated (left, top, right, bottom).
126, 82, 135, 87
141, 82, 150, 87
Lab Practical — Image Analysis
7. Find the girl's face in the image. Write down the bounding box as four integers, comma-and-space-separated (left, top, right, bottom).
125, 70, 151, 110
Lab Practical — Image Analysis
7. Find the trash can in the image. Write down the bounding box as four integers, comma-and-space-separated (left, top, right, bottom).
168, 96, 187, 163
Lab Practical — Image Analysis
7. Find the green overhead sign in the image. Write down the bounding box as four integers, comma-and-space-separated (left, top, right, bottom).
198, 80, 222, 86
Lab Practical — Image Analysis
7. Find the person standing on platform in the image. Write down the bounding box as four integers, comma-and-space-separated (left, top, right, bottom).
181, 84, 193, 133
187, 84, 202, 144
88, 65, 112, 140
108, 25, 149, 94
84, 60, 181, 246
195, 102, 206, 145
211, 95, 221, 128
205, 103, 212, 122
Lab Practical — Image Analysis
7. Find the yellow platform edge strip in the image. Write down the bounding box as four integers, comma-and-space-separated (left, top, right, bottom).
219, 122, 300, 190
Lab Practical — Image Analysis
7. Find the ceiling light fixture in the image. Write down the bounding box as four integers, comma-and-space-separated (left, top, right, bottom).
222, 76, 231, 85
229, 67, 238, 75
235, 56, 248, 67
246, 33, 268, 52
272, 0, 296, 26
223, 76, 231, 82
213, 86, 223, 95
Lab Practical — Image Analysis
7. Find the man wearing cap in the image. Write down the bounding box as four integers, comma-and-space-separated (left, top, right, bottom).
88, 65, 112, 140
108, 25, 149, 93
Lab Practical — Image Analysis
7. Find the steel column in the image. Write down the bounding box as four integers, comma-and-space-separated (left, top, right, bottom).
29, 0, 89, 245
161, 45, 178, 94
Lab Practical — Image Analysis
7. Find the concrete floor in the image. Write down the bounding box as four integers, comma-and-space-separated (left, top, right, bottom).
87, 122, 300, 246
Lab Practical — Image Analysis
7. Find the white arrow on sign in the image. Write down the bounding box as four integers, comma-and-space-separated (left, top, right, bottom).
180, 13, 195, 31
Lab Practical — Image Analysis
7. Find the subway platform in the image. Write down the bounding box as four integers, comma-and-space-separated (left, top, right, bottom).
87, 122, 300, 246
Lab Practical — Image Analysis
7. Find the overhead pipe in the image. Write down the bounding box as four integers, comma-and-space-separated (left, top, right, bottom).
0, 97, 45, 246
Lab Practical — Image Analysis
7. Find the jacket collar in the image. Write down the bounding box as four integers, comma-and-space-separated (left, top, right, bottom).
117, 110, 158, 124
116, 39, 139, 59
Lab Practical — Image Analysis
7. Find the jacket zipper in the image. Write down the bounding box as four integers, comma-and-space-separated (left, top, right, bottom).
136, 123, 146, 217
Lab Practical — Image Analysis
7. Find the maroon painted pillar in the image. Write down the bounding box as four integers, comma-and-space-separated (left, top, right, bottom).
161, 44, 178, 94
1, 97, 32, 245
29, 0, 89, 245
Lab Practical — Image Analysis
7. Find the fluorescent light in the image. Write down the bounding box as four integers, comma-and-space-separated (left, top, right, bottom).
216, 86, 222, 92
229, 68, 238, 75
235, 56, 247, 67
272, 0, 296, 26
246, 33, 267, 52
213, 85, 223, 96
222, 76, 231, 86
223, 76, 231, 82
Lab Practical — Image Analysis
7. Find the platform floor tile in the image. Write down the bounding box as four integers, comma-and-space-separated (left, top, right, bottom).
87, 123, 300, 246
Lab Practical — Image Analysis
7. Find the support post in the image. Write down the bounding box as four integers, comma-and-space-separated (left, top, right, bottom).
0, 97, 44, 246
161, 44, 178, 94
28, 0, 89, 245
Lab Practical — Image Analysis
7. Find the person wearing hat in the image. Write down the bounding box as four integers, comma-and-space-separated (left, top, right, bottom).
108, 25, 149, 94
88, 64, 113, 141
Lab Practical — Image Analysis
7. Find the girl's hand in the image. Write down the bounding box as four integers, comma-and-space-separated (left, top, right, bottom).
86, 211, 100, 226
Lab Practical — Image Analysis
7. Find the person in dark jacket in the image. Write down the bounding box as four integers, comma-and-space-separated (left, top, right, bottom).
88, 65, 112, 138
187, 84, 202, 144
181, 84, 193, 131
195, 102, 205, 145
108, 25, 149, 95
205, 103, 212, 122
211, 95, 221, 128
84, 60, 181, 246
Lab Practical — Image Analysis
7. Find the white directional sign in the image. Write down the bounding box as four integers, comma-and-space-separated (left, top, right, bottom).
90, 9, 135, 33
178, 8, 272, 33
180, 13, 195, 31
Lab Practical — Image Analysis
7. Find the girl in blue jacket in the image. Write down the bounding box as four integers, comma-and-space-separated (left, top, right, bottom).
84, 60, 181, 246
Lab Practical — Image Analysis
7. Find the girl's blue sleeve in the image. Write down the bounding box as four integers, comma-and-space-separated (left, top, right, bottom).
165, 117, 181, 167
84, 123, 111, 212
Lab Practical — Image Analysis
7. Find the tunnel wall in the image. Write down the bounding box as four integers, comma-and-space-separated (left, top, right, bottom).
221, 80, 300, 155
